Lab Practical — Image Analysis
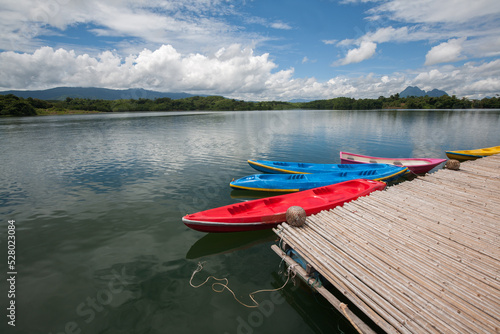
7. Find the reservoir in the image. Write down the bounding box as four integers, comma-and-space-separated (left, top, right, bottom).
1, 109, 499, 333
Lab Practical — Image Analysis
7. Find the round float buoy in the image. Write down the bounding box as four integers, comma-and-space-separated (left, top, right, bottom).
286, 206, 307, 227
445, 159, 460, 170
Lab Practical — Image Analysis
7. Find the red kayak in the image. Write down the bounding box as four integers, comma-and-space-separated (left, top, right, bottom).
182, 179, 386, 233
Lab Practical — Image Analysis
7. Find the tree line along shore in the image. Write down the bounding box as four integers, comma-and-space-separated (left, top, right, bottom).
1, 93, 500, 117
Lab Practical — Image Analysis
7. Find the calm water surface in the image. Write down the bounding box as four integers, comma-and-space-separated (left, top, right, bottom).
1, 109, 500, 334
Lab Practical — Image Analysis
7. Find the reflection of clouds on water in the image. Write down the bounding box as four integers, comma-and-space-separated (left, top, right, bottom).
177, 109, 500, 174
408, 110, 500, 159
3, 110, 500, 216
247, 110, 412, 161
407, 111, 449, 158
3, 109, 500, 218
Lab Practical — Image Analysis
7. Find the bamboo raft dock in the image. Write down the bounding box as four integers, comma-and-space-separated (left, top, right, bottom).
272, 154, 500, 333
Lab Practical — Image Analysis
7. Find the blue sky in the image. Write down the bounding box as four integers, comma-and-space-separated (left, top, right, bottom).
1, 0, 500, 100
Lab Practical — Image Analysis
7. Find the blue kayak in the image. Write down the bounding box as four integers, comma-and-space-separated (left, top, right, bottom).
248, 159, 405, 174
230, 165, 408, 192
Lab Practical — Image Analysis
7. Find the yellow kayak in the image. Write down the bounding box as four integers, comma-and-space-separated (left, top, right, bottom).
445, 145, 500, 160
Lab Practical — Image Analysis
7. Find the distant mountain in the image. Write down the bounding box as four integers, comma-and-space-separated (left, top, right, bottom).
400, 86, 448, 98
289, 98, 313, 103
0, 87, 199, 100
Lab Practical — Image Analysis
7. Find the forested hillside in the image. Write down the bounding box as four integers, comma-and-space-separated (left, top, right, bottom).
1, 93, 499, 117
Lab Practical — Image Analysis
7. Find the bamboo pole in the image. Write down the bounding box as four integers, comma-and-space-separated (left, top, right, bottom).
353, 196, 500, 281
308, 209, 500, 332
277, 223, 415, 333
301, 217, 483, 332
280, 220, 484, 333
363, 193, 500, 263
327, 201, 500, 324
270, 244, 377, 334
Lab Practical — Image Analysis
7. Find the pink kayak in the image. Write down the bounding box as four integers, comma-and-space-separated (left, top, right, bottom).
340, 151, 446, 174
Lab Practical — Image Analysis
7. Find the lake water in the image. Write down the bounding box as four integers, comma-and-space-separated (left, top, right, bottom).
1, 109, 500, 334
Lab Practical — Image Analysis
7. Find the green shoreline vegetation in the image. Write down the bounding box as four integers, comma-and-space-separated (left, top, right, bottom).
1, 93, 500, 117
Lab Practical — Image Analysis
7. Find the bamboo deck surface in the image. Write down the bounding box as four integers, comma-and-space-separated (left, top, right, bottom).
273, 155, 500, 334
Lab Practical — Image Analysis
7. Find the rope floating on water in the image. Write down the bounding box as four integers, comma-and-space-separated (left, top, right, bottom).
189, 261, 296, 308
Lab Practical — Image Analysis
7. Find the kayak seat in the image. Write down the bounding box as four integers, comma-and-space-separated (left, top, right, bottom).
263, 197, 282, 205
288, 174, 305, 179
313, 187, 333, 195
393, 161, 403, 166
227, 203, 253, 215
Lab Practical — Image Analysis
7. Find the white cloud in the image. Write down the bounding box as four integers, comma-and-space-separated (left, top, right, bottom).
372, 0, 500, 24
0, 45, 279, 96
465, 78, 500, 95
425, 38, 467, 66
1, 45, 499, 100
465, 35, 500, 58
333, 0, 500, 66
301, 57, 317, 64
337, 41, 377, 65
270, 22, 292, 30
322, 40, 338, 45
362, 26, 410, 44
412, 59, 500, 97
337, 26, 434, 48
0, 0, 261, 54
242, 15, 293, 31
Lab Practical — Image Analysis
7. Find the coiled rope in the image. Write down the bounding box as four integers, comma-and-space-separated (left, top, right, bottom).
189, 261, 296, 308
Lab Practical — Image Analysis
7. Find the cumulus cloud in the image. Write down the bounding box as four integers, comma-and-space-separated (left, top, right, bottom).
335, 26, 426, 64
337, 41, 377, 65
465, 78, 500, 94
1, 44, 499, 100
0, 44, 358, 100
276, 59, 500, 100
0, 44, 280, 96
413, 59, 500, 97
424, 38, 467, 66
